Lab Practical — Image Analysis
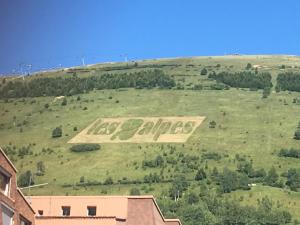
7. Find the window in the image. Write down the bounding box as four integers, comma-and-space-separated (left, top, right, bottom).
62, 206, 71, 216
38, 210, 43, 216
1, 204, 14, 225
20, 216, 31, 225
0, 168, 11, 196
87, 206, 96, 216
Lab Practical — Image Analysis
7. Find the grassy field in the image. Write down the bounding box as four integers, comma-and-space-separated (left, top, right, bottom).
0, 55, 300, 220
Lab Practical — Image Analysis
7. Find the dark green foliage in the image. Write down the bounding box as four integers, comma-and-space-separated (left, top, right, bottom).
200, 68, 208, 75
294, 130, 300, 140
80, 176, 85, 183
142, 155, 164, 168
0, 70, 175, 98
185, 192, 200, 205
52, 127, 62, 138
209, 120, 216, 128
262, 87, 271, 98
104, 177, 114, 185
202, 152, 221, 161
246, 63, 252, 70
144, 173, 161, 183
195, 168, 207, 181
237, 160, 253, 176
36, 161, 45, 176
61, 98, 67, 106
169, 175, 189, 198
18, 170, 34, 187
180, 204, 216, 225
44, 103, 49, 109
70, 144, 101, 152
286, 168, 300, 191
208, 71, 272, 89
279, 148, 300, 158
276, 72, 300, 92
264, 167, 279, 187
218, 168, 250, 193
129, 187, 141, 195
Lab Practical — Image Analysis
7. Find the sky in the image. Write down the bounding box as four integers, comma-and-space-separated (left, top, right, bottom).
0, 0, 299, 74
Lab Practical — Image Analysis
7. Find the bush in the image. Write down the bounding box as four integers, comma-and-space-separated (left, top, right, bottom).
200, 68, 208, 75
130, 187, 141, 195
104, 177, 114, 185
61, 98, 67, 106
52, 127, 62, 138
294, 130, 300, 140
18, 170, 34, 187
70, 144, 101, 152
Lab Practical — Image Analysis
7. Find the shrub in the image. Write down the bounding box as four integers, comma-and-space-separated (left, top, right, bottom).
61, 98, 67, 106
130, 187, 141, 195
70, 144, 101, 152
104, 177, 114, 185
52, 127, 62, 138
294, 130, 300, 140
200, 68, 208, 75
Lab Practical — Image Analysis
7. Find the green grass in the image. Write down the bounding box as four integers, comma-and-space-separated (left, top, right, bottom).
1, 55, 300, 220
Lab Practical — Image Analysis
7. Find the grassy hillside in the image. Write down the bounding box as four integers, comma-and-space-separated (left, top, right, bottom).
0, 55, 300, 223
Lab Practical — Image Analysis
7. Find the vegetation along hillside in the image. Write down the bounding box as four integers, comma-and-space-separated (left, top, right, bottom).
1, 55, 300, 225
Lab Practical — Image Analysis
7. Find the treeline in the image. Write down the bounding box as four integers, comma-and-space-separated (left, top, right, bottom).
279, 148, 300, 158
0, 69, 175, 98
208, 71, 272, 89
159, 191, 292, 225
277, 72, 300, 92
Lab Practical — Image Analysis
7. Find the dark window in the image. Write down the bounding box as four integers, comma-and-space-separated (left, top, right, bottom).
62, 206, 70, 216
87, 206, 96, 216
0, 168, 11, 196
20, 216, 31, 225
38, 210, 43, 216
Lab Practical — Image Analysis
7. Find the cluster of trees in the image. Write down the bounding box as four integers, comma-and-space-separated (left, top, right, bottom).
276, 72, 300, 92
160, 187, 292, 225
0, 70, 175, 98
142, 155, 164, 168
70, 144, 101, 152
279, 148, 300, 158
208, 71, 272, 89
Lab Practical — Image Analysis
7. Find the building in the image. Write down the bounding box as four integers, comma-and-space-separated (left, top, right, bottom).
0, 148, 35, 225
0, 148, 181, 225
28, 195, 181, 225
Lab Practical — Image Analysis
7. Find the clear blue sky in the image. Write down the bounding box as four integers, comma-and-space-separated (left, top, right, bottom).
0, 0, 299, 74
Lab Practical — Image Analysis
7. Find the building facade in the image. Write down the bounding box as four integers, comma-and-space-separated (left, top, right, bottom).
29, 196, 181, 225
0, 148, 35, 225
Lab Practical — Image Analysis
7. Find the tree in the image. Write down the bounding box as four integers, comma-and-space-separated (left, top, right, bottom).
286, 168, 300, 191
104, 177, 113, 185
201, 68, 208, 75
179, 204, 217, 225
18, 170, 34, 187
195, 168, 207, 181
262, 87, 271, 98
294, 130, 300, 140
186, 192, 199, 205
61, 98, 67, 106
52, 127, 62, 138
264, 167, 279, 186
246, 63, 252, 70
155, 155, 164, 167
209, 121, 216, 128
36, 161, 45, 176
169, 175, 189, 199
130, 187, 140, 195
80, 176, 85, 183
